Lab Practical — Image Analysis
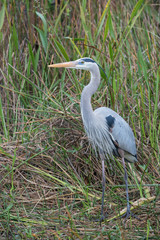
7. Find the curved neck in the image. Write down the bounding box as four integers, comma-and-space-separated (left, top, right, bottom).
80, 66, 100, 124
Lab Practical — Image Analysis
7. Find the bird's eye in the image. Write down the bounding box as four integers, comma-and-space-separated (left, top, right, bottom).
79, 61, 85, 65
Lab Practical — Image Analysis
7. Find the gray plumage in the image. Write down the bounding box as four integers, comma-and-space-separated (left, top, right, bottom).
80, 58, 137, 163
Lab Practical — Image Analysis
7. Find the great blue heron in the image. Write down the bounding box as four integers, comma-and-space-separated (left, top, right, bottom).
49, 57, 137, 223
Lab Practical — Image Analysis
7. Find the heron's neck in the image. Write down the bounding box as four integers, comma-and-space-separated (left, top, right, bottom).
80, 68, 100, 125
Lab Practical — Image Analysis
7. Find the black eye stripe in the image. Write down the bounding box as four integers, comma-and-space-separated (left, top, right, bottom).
81, 58, 95, 63
80, 58, 108, 80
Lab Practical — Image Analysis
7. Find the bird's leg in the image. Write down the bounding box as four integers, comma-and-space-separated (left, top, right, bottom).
121, 156, 131, 219
100, 153, 106, 223
118, 149, 132, 220
118, 149, 139, 221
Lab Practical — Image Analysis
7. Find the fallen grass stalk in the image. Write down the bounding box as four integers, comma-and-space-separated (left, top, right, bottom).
28, 164, 101, 200
106, 196, 156, 222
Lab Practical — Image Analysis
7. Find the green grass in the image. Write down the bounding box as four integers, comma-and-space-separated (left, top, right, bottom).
0, 0, 160, 239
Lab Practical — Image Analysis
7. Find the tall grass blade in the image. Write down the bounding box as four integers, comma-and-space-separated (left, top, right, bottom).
0, 94, 8, 140
65, 37, 82, 57
34, 12, 48, 53
114, 0, 146, 60
153, 70, 159, 148
129, 0, 144, 23
53, 1, 69, 31
36, 11, 47, 37
54, 39, 70, 61
108, 9, 115, 39
28, 42, 40, 72
94, 0, 111, 42
102, 9, 110, 50
34, 26, 47, 52
0, 2, 5, 31
79, 0, 93, 44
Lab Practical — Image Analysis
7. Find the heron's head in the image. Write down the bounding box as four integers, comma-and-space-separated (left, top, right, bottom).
48, 57, 98, 71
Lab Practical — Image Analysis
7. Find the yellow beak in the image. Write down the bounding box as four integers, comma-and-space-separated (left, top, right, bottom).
48, 61, 76, 68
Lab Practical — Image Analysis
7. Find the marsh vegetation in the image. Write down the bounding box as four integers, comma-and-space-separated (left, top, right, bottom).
0, 0, 159, 239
